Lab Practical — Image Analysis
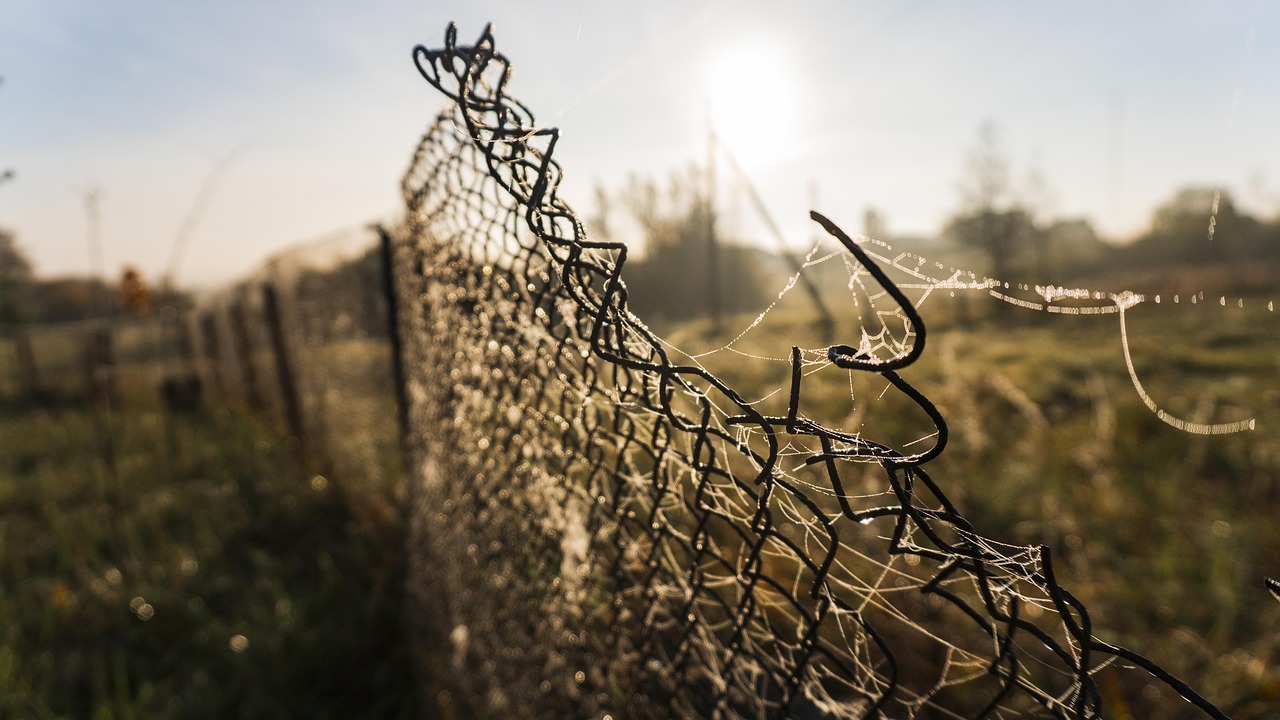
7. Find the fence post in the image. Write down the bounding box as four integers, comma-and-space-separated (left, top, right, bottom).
261, 282, 306, 452
12, 330, 41, 402
199, 311, 225, 396
228, 299, 264, 412
376, 225, 411, 456
82, 324, 118, 407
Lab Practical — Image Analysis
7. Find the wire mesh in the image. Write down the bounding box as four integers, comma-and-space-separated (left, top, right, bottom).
391, 24, 1232, 719
193, 228, 403, 511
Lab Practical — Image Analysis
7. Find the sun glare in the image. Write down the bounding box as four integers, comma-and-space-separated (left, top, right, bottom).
705, 43, 799, 167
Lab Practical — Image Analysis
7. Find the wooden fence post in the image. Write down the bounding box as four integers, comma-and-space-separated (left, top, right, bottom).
199, 311, 225, 396
228, 300, 264, 412
261, 283, 306, 452
12, 330, 41, 402
82, 324, 118, 407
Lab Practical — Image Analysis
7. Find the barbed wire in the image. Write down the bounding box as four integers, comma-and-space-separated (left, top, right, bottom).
392, 23, 1232, 719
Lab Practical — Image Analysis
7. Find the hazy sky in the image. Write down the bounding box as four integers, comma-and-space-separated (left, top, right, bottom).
2, 1, 1278, 285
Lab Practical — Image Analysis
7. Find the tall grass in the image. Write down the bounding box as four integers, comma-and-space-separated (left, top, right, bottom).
0, 371, 418, 719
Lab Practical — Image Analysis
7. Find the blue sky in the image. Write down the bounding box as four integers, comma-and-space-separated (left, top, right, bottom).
2, 1, 1278, 285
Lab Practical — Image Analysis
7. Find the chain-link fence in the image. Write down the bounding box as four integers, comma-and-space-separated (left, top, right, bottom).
387, 24, 1244, 720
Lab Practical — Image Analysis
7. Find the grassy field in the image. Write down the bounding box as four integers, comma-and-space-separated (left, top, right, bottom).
0, 357, 418, 719
3, 284, 1280, 717
660, 288, 1280, 716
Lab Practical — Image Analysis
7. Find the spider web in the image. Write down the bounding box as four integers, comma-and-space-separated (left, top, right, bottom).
390, 23, 1238, 719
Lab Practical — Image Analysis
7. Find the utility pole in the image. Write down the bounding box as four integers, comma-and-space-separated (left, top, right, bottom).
706, 104, 722, 336
84, 188, 110, 313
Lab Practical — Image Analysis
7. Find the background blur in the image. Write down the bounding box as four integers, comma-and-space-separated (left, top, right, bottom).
4, 1, 1280, 284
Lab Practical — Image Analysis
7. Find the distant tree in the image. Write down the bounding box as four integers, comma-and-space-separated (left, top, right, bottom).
862, 207, 887, 241
0, 227, 34, 328
596, 169, 767, 324
28, 277, 119, 323
944, 207, 1039, 282
945, 122, 1049, 283
1042, 218, 1107, 277
957, 121, 1012, 212
1123, 186, 1265, 266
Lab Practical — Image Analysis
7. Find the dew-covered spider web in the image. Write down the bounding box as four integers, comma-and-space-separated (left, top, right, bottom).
390, 23, 1251, 719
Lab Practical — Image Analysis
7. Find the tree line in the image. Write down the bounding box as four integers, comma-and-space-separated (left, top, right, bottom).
4, 132, 1279, 334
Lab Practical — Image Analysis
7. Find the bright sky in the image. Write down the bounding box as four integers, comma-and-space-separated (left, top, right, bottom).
2, 1, 1278, 286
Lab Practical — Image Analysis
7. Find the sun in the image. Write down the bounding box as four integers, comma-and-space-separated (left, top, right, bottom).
705, 42, 800, 167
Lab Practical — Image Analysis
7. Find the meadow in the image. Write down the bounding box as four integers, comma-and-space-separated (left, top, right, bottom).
2, 285, 1278, 718
0, 322, 418, 719
662, 288, 1280, 717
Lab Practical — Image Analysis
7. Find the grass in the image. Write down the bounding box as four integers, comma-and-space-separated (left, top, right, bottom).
4, 281, 1280, 718
654, 288, 1280, 717
0, 366, 419, 719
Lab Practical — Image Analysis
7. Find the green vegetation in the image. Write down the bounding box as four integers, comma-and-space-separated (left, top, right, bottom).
0, 372, 417, 719
666, 287, 1280, 717
4, 165, 1280, 717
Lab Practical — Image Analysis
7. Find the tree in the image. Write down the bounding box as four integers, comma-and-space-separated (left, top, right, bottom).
957, 121, 1012, 212
944, 207, 1038, 283
1120, 186, 1268, 267
945, 122, 1049, 283
594, 169, 768, 324
0, 228, 40, 400
0, 227, 33, 328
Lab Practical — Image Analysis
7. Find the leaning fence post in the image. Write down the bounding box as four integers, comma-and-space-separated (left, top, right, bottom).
261, 282, 306, 453
228, 299, 264, 412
